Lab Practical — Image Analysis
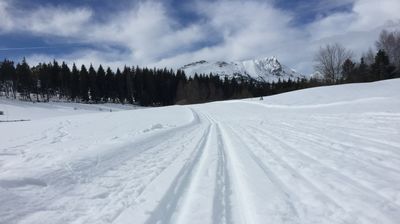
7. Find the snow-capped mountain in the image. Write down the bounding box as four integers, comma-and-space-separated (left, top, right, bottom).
180, 56, 305, 82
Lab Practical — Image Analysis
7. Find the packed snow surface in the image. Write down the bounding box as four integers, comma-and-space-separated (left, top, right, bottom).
181, 57, 305, 82
0, 99, 141, 121
1, 79, 400, 224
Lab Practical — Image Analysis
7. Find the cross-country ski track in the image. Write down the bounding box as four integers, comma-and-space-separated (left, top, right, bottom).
1, 79, 400, 224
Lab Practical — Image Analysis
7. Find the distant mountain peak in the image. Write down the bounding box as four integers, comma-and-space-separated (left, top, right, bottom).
180, 57, 304, 82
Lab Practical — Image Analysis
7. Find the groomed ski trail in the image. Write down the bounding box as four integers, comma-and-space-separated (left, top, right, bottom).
115, 110, 234, 224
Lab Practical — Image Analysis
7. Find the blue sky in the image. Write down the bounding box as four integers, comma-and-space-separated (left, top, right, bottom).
0, 0, 399, 74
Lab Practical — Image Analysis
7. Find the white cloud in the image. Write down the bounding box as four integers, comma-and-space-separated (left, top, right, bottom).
0, 1, 14, 32
26, 6, 92, 37
308, 0, 400, 40
0, 2, 92, 37
86, 1, 206, 64
351, 0, 400, 30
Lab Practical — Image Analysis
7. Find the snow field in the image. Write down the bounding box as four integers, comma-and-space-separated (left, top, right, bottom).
1, 79, 400, 223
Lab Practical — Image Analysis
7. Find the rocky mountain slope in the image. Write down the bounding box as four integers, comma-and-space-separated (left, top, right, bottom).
181, 56, 305, 82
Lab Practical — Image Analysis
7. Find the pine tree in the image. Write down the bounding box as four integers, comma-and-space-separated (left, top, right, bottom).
97, 65, 106, 102
88, 64, 100, 102
80, 65, 90, 102
371, 50, 395, 80
342, 59, 356, 82
15, 58, 32, 100
104, 67, 115, 102
31, 65, 41, 102
134, 66, 144, 103
0, 60, 16, 97
123, 66, 134, 104
50, 60, 61, 96
115, 68, 125, 103
60, 62, 71, 99
70, 64, 80, 101
141, 68, 156, 106
355, 58, 369, 82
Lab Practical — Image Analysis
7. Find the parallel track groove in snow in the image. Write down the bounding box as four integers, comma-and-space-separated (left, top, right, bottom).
279, 118, 400, 161
246, 124, 400, 223
212, 117, 232, 224
229, 124, 355, 223
143, 122, 212, 224
248, 122, 400, 205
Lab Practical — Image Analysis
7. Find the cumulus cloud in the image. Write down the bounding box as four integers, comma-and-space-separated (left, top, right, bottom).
87, 1, 206, 64
0, 1, 14, 32
308, 0, 400, 40
0, 1, 92, 36
1, 0, 400, 74
197, 0, 299, 58
26, 6, 92, 37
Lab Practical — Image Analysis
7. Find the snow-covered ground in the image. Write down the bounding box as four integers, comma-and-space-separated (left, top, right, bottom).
0, 98, 142, 121
1, 79, 400, 224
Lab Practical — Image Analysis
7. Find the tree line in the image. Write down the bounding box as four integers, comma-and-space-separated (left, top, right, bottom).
0, 59, 316, 106
314, 29, 400, 83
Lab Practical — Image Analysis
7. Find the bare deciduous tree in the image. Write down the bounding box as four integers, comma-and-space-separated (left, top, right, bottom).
376, 29, 400, 67
314, 43, 353, 83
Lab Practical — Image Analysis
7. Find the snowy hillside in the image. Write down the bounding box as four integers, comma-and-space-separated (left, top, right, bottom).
181, 56, 305, 82
1, 79, 400, 224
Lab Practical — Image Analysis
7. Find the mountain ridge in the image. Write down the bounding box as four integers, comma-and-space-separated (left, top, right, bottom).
180, 56, 305, 82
